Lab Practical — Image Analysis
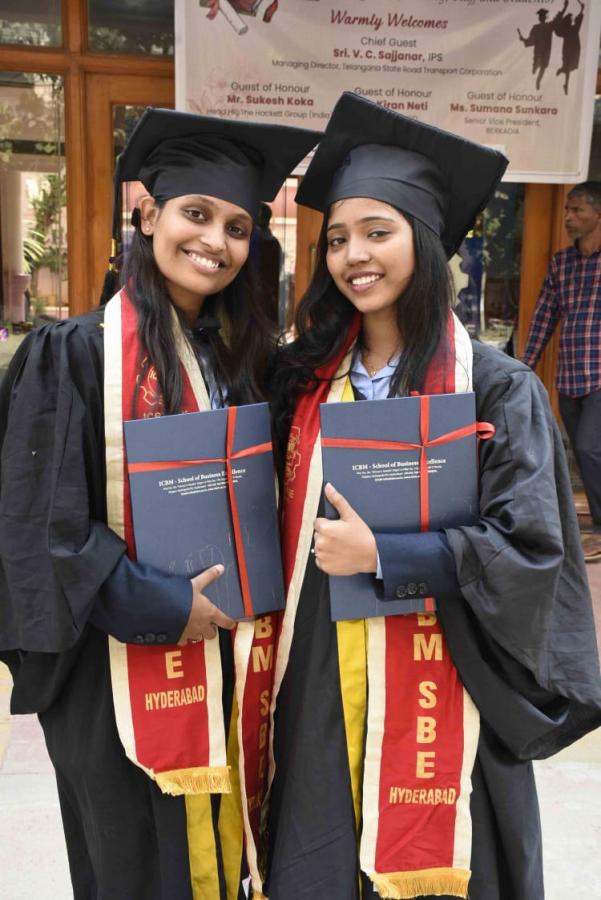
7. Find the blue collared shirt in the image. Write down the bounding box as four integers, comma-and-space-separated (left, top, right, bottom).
349, 350, 400, 401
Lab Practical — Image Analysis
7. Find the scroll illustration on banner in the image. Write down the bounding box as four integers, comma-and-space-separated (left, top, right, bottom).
200, 0, 280, 34
176, 0, 601, 182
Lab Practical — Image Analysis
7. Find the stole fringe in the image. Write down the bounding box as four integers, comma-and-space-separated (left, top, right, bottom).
155, 766, 231, 796
369, 867, 470, 899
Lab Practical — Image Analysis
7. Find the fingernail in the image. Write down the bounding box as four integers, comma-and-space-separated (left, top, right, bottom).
215, 564, 224, 574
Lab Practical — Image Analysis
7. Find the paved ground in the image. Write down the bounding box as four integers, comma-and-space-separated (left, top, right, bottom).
2, 562, 601, 899
0, 711, 71, 899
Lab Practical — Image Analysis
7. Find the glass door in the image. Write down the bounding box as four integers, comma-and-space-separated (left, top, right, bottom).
83, 72, 174, 311
0, 70, 67, 375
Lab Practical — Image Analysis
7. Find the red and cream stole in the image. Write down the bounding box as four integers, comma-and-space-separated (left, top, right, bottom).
269, 313, 480, 900
104, 290, 274, 897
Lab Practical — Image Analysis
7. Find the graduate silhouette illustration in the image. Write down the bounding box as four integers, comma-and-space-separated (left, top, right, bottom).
517, 2, 585, 95
517, 10, 554, 90
554, 0, 585, 95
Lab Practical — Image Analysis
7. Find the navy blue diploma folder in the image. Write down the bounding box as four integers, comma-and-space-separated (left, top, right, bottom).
320, 392, 479, 621
124, 403, 285, 620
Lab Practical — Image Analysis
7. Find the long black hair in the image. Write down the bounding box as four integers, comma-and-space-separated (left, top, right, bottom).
271, 210, 455, 467
120, 202, 275, 414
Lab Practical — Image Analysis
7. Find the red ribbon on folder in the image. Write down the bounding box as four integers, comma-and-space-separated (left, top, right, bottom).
322, 395, 495, 611
128, 406, 272, 618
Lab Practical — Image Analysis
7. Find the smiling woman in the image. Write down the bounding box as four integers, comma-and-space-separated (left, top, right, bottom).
0, 106, 319, 900
265, 92, 601, 900
140, 193, 253, 318
326, 200, 415, 314
109, 108, 318, 415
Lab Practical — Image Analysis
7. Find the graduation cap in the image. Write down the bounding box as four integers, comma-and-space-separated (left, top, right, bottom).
295, 92, 508, 258
104, 107, 320, 288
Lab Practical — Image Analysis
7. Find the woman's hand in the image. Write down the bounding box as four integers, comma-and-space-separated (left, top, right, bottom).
178, 565, 235, 645
313, 483, 378, 576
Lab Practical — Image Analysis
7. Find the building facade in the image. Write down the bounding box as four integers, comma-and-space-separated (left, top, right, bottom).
0, 1, 600, 411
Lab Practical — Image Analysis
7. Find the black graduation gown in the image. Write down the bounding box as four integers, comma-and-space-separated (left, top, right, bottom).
0, 311, 245, 900
264, 341, 601, 900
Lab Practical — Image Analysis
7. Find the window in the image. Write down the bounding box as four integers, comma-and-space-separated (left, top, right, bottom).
0, 0, 61, 47
0, 72, 67, 374
88, 0, 174, 56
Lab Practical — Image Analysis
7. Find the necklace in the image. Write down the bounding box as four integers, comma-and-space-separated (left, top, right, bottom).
361, 346, 402, 378
361, 351, 388, 378
360, 336, 402, 379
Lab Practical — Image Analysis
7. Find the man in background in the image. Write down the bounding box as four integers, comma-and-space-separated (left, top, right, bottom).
523, 181, 601, 561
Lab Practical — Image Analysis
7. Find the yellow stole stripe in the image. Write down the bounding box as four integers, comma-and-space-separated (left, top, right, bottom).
335, 377, 367, 899
337, 617, 367, 831
218, 695, 245, 900
186, 794, 221, 898
185, 689, 246, 900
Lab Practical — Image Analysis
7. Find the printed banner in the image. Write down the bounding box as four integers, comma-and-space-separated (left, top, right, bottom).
175, 0, 601, 182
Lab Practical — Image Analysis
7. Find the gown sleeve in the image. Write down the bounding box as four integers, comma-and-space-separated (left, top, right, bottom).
375, 531, 462, 603
91, 555, 192, 645
442, 348, 601, 758
0, 319, 196, 655
0, 319, 127, 653
372, 345, 601, 758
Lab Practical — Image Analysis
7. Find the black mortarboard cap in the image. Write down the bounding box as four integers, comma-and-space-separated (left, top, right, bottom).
295, 92, 508, 257
106, 107, 319, 274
